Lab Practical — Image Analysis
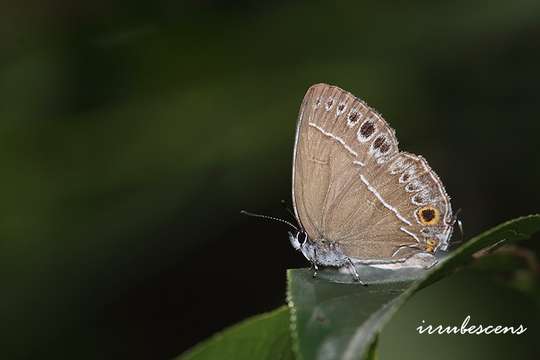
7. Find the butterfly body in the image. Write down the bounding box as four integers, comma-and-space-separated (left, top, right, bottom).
291, 84, 454, 278
289, 231, 349, 267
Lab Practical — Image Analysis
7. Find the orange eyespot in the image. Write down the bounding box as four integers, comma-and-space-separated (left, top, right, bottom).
417, 206, 440, 226
425, 238, 438, 252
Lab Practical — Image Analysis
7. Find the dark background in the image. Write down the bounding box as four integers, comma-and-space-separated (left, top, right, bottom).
1, 1, 539, 359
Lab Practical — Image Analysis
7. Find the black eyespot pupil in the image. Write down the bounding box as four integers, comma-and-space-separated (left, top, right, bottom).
360, 122, 375, 137
421, 209, 435, 222
373, 136, 385, 149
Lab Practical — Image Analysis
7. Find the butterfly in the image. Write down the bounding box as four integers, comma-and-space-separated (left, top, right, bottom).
288, 83, 456, 283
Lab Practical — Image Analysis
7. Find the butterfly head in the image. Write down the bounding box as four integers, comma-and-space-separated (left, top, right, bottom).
289, 231, 316, 262
288, 231, 307, 251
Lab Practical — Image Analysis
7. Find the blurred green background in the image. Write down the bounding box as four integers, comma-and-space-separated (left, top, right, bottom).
1, 0, 539, 359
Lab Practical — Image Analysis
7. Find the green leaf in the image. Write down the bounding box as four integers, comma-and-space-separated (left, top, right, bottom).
287, 214, 540, 360
363, 335, 378, 360
177, 306, 294, 360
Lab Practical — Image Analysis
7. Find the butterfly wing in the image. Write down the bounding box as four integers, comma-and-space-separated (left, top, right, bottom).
292, 84, 453, 261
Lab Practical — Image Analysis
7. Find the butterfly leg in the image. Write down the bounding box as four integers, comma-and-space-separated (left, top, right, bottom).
311, 248, 319, 278
346, 258, 366, 286
310, 262, 319, 278
450, 219, 465, 247
448, 209, 464, 248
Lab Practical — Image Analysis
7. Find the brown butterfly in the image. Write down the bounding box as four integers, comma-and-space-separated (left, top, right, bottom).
289, 84, 456, 283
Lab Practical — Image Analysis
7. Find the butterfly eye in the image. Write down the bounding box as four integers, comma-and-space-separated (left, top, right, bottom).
417, 206, 440, 225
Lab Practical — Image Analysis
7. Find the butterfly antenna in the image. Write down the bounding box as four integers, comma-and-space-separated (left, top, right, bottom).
280, 199, 296, 219
240, 210, 299, 231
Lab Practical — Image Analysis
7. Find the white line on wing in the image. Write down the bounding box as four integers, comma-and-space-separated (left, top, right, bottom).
400, 226, 421, 243
309, 122, 358, 157
359, 174, 412, 226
